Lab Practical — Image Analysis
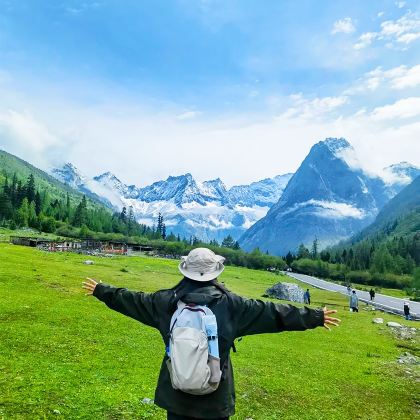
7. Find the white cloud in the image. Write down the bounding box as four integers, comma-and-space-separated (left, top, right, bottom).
354, 32, 378, 49
377, 12, 385, 18
0, 73, 419, 189
354, 10, 420, 49
332, 17, 356, 34
371, 97, 420, 120
395, 1, 406, 9
175, 110, 202, 120
346, 64, 420, 94
281, 94, 348, 119
0, 109, 58, 151
281, 199, 366, 219
308, 200, 366, 219
385, 65, 420, 89
0, 109, 65, 169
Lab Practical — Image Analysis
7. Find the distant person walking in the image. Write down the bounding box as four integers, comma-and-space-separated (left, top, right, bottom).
82, 248, 340, 420
346, 285, 351, 295
350, 290, 359, 312
304, 288, 311, 305
404, 302, 411, 320
369, 288, 375, 301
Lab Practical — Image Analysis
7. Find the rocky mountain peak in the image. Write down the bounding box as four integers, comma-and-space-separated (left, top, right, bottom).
321, 137, 352, 154
51, 162, 86, 188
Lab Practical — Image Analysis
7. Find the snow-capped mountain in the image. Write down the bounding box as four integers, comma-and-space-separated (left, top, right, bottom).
382, 162, 420, 189
51, 163, 86, 189
229, 174, 292, 207
239, 138, 419, 255
51, 165, 293, 242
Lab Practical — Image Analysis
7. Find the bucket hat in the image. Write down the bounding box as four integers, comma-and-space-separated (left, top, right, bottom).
178, 248, 225, 282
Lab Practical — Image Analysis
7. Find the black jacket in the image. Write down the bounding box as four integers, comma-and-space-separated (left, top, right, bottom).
93, 279, 324, 418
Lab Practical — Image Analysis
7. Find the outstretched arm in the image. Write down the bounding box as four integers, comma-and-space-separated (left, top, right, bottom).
233, 295, 340, 338
82, 277, 158, 328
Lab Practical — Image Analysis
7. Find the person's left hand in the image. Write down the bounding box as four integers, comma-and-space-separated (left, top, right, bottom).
323, 307, 341, 330
82, 277, 101, 295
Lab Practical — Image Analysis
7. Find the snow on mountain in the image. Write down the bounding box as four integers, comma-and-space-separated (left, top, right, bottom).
51, 165, 292, 242
382, 162, 420, 186
52, 138, 417, 248
51, 163, 86, 189
229, 174, 293, 207
239, 138, 418, 255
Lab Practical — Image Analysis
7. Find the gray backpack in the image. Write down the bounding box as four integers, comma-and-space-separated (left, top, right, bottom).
166, 301, 222, 395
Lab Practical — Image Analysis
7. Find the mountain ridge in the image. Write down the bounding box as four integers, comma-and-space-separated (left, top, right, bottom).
50, 162, 293, 242
239, 138, 419, 255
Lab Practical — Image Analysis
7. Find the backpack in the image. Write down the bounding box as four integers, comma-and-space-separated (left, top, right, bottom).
166, 300, 222, 395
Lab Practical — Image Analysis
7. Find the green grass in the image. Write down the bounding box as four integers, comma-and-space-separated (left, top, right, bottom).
0, 244, 418, 419
0, 227, 60, 242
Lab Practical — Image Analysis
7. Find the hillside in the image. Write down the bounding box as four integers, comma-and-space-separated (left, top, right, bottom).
0, 149, 110, 209
0, 149, 153, 241
352, 175, 420, 242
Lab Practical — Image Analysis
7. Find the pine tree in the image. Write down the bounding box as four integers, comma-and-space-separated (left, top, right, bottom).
156, 213, 164, 237
65, 193, 71, 221
16, 180, 25, 205
28, 201, 37, 227
3, 175, 9, 195
73, 195, 88, 227
127, 206, 135, 236
311, 238, 318, 259
119, 206, 127, 223
222, 234, 235, 249
17, 198, 30, 227
285, 251, 294, 266
34, 191, 42, 215
297, 243, 310, 259
25, 174, 36, 203
10, 173, 18, 206
0, 193, 13, 221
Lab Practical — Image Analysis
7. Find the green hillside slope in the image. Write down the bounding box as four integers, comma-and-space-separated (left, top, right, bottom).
354, 175, 420, 241
0, 149, 107, 209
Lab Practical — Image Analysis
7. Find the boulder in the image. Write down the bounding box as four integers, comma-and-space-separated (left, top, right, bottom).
83, 260, 94, 265
372, 318, 384, 324
397, 352, 419, 365
264, 282, 304, 303
387, 321, 402, 328
141, 397, 154, 404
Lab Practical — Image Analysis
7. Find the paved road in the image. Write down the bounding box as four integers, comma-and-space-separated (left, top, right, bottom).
286, 272, 419, 321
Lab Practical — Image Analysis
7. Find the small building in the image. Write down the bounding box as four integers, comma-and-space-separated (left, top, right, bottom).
11, 235, 152, 256
127, 244, 154, 253
10, 236, 47, 247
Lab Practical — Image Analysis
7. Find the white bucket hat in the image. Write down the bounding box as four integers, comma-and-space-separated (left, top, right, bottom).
178, 248, 225, 282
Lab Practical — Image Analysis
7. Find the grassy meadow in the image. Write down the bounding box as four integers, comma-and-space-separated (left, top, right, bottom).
0, 243, 418, 419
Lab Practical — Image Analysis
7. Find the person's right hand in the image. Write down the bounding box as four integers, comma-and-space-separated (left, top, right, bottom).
82, 277, 101, 295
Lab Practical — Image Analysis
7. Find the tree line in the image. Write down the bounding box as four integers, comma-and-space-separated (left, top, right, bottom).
286, 234, 419, 296
0, 173, 162, 239
0, 172, 286, 272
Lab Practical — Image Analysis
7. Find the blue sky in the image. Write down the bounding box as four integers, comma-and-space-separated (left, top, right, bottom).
0, 0, 419, 186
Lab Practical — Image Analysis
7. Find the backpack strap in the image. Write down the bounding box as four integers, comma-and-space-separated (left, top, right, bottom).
168, 304, 207, 336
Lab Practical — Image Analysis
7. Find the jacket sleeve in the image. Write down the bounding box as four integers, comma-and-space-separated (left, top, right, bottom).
233, 295, 324, 338
93, 283, 158, 329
